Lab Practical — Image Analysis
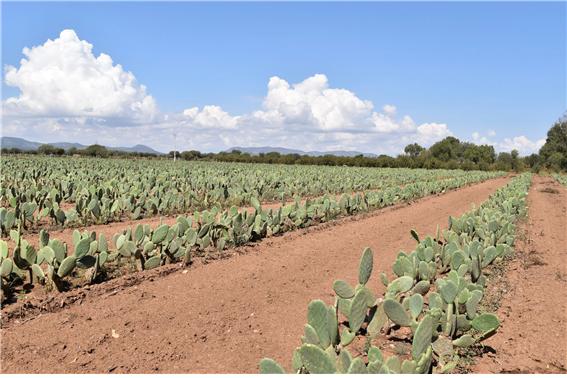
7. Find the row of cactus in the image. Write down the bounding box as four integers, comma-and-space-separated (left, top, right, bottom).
259, 173, 531, 374
553, 173, 567, 186
0, 172, 505, 302
0, 156, 504, 233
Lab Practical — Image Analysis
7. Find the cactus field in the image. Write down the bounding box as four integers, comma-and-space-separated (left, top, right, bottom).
0, 157, 503, 300
0, 161, 566, 374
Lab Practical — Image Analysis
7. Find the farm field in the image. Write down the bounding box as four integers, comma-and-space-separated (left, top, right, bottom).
1, 158, 565, 373
0, 157, 502, 299
2, 1, 566, 374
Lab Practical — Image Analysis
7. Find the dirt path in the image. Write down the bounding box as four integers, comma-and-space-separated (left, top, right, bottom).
0, 176, 510, 373
472, 176, 567, 373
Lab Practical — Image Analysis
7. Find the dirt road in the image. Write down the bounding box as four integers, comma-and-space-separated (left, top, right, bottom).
0, 176, 510, 373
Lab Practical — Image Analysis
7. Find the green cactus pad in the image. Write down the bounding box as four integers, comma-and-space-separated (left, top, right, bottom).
1, 258, 13, 278
307, 300, 331, 348
358, 247, 373, 285
76, 255, 96, 269
326, 306, 338, 346
291, 348, 302, 372
471, 313, 500, 333
38, 246, 55, 265
144, 255, 161, 270
401, 360, 417, 374
412, 314, 433, 359
99, 234, 108, 252
250, 197, 261, 211
466, 290, 483, 319
348, 289, 369, 332
74, 237, 90, 259
367, 360, 384, 373
368, 346, 384, 363
39, 229, 49, 248
259, 358, 285, 374
407, 294, 423, 319
452, 334, 476, 348
383, 298, 411, 327
0, 240, 7, 259
380, 272, 389, 287
134, 224, 144, 243
410, 229, 420, 242
387, 276, 414, 296
49, 240, 66, 263
412, 280, 431, 296
337, 349, 352, 373
143, 241, 155, 254
57, 255, 77, 277
346, 357, 367, 374
385, 355, 401, 373
99, 251, 108, 267
298, 344, 336, 374
437, 279, 458, 304
481, 246, 499, 268
31, 264, 45, 282
367, 302, 387, 336
303, 324, 320, 345
332, 280, 355, 299
151, 224, 170, 244
340, 329, 356, 347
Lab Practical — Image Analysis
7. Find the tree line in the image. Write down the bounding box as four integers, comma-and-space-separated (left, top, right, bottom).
2, 117, 566, 173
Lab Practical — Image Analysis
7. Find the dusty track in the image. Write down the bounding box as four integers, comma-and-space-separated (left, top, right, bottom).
472, 176, 567, 373
0, 176, 510, 373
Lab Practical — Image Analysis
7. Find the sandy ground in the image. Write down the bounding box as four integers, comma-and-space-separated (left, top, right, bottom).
0, 176, 510, 373
472, 175, 567, 373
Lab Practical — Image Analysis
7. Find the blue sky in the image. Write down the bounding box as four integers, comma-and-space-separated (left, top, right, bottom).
2, 1, 566, 154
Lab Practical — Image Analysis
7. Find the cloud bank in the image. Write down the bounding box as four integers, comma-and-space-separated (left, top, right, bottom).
4, 29, 156, 122
2, 29, 545, 155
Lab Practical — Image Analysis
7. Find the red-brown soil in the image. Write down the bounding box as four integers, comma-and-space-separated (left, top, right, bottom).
0, 176, 510, 373
472, 176, 567, 373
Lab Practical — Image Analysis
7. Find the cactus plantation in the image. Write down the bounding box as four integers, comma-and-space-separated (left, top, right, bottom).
1, 159, 565, 374
0, 157, 503, 299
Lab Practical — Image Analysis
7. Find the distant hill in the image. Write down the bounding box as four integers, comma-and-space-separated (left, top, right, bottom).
226, 146, 377, 158
1, 136, 164, 155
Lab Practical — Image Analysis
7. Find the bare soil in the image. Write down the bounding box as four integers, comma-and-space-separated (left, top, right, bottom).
471, 176, 567, 373
0, 177, 510, 373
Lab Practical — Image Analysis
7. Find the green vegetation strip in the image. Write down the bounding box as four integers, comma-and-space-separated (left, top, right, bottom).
1, 156, 502, 233
259, 173, 531, 374
553, 174, 567, 186
0, 170, 501, 301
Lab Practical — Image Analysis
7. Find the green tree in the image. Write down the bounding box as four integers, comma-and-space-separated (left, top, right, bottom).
495, 152, 513, 171
429, 137, 462, 161
84, 144, 109, 157
404, 143, 425, 158
38, 144, 64, 155
539, 117, 567, 171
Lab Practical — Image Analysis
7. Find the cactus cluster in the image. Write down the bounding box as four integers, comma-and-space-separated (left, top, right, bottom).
259, 173, 531, 374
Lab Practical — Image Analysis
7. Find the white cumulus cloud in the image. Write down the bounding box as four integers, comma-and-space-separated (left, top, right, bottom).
253, 74, 375, 131
470, 131, 544, 155
182, 105, 238, 129
4, 29, 157, 121
498, 135, 545, 155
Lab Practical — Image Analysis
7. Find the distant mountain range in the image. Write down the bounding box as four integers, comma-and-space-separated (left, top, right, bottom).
226, 146, 377, 158
1, 136, 378, 158
1, 136, 163, 155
